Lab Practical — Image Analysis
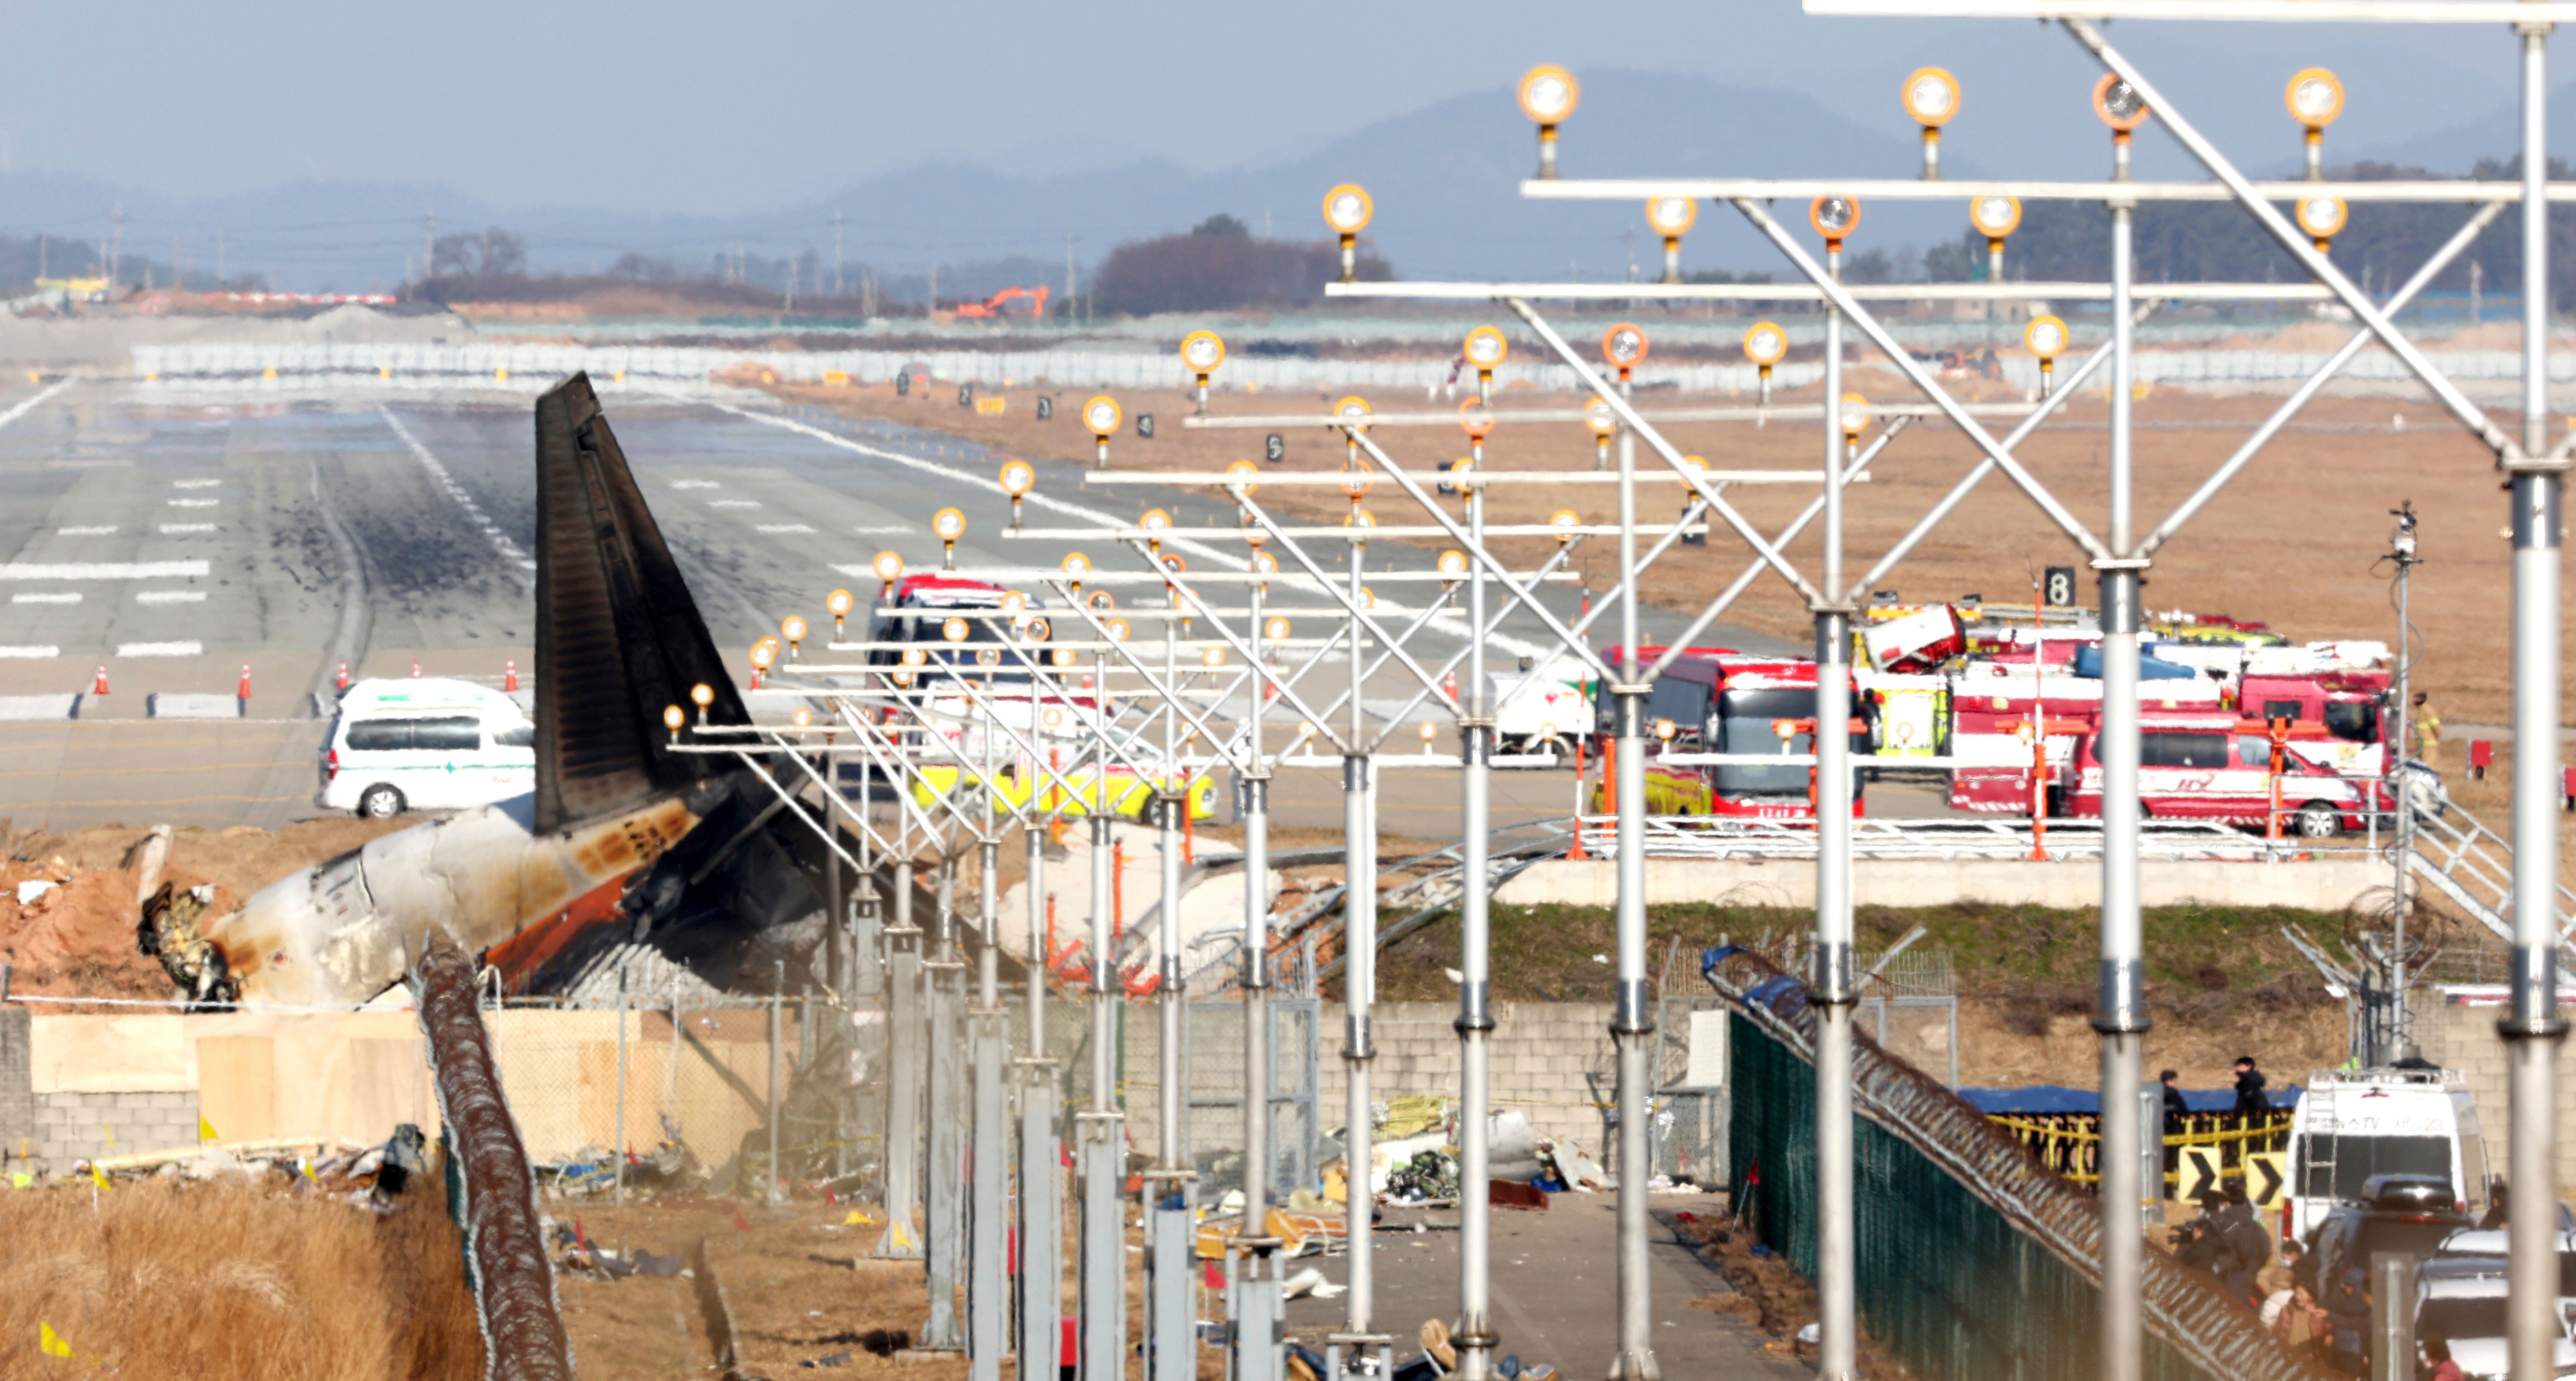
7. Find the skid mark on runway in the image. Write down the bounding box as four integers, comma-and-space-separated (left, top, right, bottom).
378, 405, 535, 575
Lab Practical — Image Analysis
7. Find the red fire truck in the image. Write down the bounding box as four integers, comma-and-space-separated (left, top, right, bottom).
1593, 648, 1870, 820
2064, 710, 2392, 835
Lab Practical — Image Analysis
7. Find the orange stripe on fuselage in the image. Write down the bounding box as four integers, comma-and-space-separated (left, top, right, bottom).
484, 867, 640, 993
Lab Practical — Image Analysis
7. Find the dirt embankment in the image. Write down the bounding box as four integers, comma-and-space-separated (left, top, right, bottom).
0, 819, 410, 1004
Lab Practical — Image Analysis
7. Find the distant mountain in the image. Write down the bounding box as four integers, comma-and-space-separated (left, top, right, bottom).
2356, 80, 2576, 177
0, 66, 2529, 299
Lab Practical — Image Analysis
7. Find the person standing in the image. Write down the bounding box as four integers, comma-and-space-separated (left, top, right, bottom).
2161, 1069, 2190, 1184
2411, 692, 2442, 770
2232, 1056, 2269, 1119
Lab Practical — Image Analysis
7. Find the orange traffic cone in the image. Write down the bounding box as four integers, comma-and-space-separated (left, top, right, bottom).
410, 658, 422, 679
749, 666, 764, 691
504, 658, 519, 692
92, 664, 109, 696
335, 660, 349, 691
237, 665, 252, 699
1443, 669, 1458, 704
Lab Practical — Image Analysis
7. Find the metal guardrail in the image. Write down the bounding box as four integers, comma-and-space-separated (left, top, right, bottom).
1567, 812, 2363, 862
1707, 947, 2337, 1381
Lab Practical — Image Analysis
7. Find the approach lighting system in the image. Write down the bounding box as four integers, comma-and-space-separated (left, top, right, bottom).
1104, 617, 1130, 644
1323, 184, 1373, 282
1447, 457, 1476, 499
1585, 398, 1618, 471
1518, 65, 1579, 179
1463, 326, 1509, 398
2093, 73, 2150, 174
1601, 322, 1648, 383
2296, 194, 2348, 251
1969, 195, 2022, 280
1264, 615, 1291, 641
1457, 399, 1496, 444
1419, 721, 1439, 747
1180, 330, 1225, 413
663, 704, 684, 741
690, 681, 716, 725
1082, 395, 1121, 467
1225, 460, 1260, 495
1680, 455, 1710, 545
998, 459, 1035, 528
1644, 198, 1697, 283
791, 706, 814, 728
1837, 395, 1873, 452
1809, 195, 1859, 250
1438, 549, 1470, 577
2285, 67, 2345, 178
781, 614, 808, 663
1744, 321, 1788, 408
1549, 509, 1582, 544
931, 507, 966, 568
871, 550, 905, 588
826, 587, 855, 639
941, 616, 969, 644
1332, 395, 1372, 467
1900, 67, 1961, 179
1201, 645, 1226, 669
2024, 315, 2070, 399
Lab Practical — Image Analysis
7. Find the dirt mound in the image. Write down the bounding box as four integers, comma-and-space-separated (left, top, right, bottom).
0, 819, 411, 1004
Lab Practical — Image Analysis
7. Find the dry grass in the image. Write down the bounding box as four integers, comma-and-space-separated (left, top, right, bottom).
0, 1171, 479, 1379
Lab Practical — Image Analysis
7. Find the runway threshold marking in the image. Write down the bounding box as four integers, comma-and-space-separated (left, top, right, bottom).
115, 641, 202, 657
0, 562, 210, 580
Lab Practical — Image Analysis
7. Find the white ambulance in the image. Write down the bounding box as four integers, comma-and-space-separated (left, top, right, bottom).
318, 678, 538, 818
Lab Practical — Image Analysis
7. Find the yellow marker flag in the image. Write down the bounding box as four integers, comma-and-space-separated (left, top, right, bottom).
100, 1124, 115, 1150
88, 1164, 109, 1191
38, 1321, 71, 1358
843, 1210, 877, 1226
199, 1115, 217, 1142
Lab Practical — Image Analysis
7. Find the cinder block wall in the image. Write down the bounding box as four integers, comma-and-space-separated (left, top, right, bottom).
0, 1006, 30, 1169
2410, 994, 2576, 1196
33, 1089, 202, 1170
1318, 1002, 1620, 1154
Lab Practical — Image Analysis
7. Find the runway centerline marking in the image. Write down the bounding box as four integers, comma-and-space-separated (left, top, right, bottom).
377, 405, 538, 575
11, 593, 79, 605
57, 527, 117, 536
134, 590, 208, 604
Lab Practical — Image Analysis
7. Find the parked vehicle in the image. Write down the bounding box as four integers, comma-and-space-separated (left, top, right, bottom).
1598, 648, 1869, 821
1491, 657, 1595, 757
2410, 1254, 2576, 1380
319, 678, 537, 818
2238, 670, 2392, 775
2064, 711, 2390, 836
865, 573, 1043, 679
2286, 1064, 2490, 1241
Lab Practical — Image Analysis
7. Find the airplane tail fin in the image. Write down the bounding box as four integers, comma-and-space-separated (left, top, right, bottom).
530, 373, 746, 836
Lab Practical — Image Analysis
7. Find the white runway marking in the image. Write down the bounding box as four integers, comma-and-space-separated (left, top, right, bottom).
852, 525, 913, 534
159, 524, 217, 534
0, 379, 75, 433
166, 498, 218, 508
58, 526, 117, 536
710, 500, 762, 509
0, 646, 59, 659
756, 524, 816, 534
116, 641, 202, 657
171, 479, 221, 490
135, 590, 208, 604
670, 480, 720, 490
378, 406, 539, 574
0, 561, 210, 580
689, 396, 1552, 661
11, 593, 79, 605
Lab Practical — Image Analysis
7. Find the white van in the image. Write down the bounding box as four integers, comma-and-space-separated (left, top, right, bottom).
1491, 658, 1595, 758
2286, 1065, 2490, 1240
319, 678, 537, 818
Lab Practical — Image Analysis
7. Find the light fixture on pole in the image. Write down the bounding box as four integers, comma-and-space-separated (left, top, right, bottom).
1643, 198, 1697, 284
1331, 395, 1371, 469
1809, 194, 1860, 253
1463, 326, 1509, 402
1517, 65, 1579, 180
2092, 73, 2151, 179
931, 508, 967, 570
1458, 396, 1495, 469
1600, 322, 1647, 394
998, 459, 1035, 530
2296, 194, 2348, 254
2284, 67, 2345, 181
1679, 455, 1709, 545
2024, 315, 2069, 400
1969, 195, 2022, 283
1901, 67, 1961, 180
1179, 330, 1225, 415
1836, 394, 1873, 464
1584, 398, 1617, 471
781, 614, 809, 665
1082, 396, 1121, 469
871, 549, 905, 599
826, 587, 855, 641
1743, 320, 1788, 412
1322, 184, 1373, 283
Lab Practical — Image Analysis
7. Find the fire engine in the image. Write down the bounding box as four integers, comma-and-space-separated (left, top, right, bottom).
1592, 648, 1870, 820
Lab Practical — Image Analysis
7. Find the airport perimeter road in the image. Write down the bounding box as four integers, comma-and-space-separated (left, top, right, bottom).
0, 383, 1791, 831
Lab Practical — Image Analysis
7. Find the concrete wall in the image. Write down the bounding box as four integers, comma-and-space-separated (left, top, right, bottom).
0, 1006, 29, 1171
33, 1090, 203, 1168
1494, 856, 2386, 913
2407, 990, 2576, 1196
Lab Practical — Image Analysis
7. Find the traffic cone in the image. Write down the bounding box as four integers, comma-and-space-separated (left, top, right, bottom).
237, 665, 252, 700
91, 664, 109, 696
504, 658, 519, 692
1443, 669, 1458, 704
749, 666, 764, 691
410, 658, 421, 679
335, 661, 349, 691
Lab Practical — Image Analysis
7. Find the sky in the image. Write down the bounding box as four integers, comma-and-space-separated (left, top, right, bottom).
0, 1, 2553, 218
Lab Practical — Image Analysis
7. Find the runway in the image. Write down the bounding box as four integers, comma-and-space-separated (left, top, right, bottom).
0, 378, 1792, 832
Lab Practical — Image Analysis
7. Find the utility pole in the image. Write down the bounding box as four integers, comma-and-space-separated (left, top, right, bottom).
2387, 501, 2419, 1063
423, 212, 435, 283
1064, 236, 1077, 314
109, 204, 123, 287
833, 209, 845, 297
215, 230, 224, 289
928, 263, 939, 311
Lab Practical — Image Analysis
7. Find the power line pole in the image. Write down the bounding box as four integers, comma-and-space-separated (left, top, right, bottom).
423, 212, 436, 283
214, 230, 223, 288
1064, 236, 1077, 315
833, 209, 845, 297
109, 204, 123, 287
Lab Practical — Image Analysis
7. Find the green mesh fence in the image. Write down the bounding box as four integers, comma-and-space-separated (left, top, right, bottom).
1728, 1011, 2222, 1381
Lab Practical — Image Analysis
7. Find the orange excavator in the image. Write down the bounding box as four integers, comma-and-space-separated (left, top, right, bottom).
953, 284, 1051, 320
